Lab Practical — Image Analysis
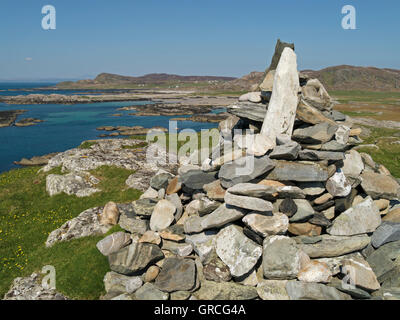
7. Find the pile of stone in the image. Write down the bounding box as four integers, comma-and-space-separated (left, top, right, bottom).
88, 42, 400, 300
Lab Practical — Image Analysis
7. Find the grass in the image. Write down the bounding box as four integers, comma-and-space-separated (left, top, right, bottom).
78, 141, 98, 149
331, 90, 400, 105
357, 125, 400, 178
144, 131, 220, 155
340, 111, 380, 117
0, 165, 141, 299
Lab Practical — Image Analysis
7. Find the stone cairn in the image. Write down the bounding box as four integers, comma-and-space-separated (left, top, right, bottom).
92, 41, 400, 300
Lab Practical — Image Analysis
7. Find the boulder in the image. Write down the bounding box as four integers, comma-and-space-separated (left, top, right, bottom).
239, 92, 262, 103
260, 47, 300, 139
269, 142, 301, 160
289, 199, 315, 222
149, 200, 176, 232
162, 240, 193, 257
134, 283, 169, 300
341, 255, 380, 292
45, 207, 111, 247
297, 260, 332, 283
219, 155, 275, 188
180, 170, 217, 191
265, 160, 328, 182
185, 230, 218, 263
383, 208, 400, 223
298, 150, 344, 161
259, 70, 275, 92
262, 236, 308, 279
193, 280, 258, 300
360, 171, 400, 200
203, 179, 226, 201
326, 169, 352, 197
286, 281, 351, 300
96, 232, 132, 256
288, 223, 322, 236
243, 212, 289, 237
296, 99, 336, 125
150, 172, 173, 190
256, 280, 290, 300
132, 198, 157, 217
224, 192, 273, 212
279, 198, 297, 217
371, 222, 400, 248
46, 172, 100, 197
203, 256, 232, 282
166, 176, 182, 195
103, 272, 143, 294
139, 231, 161, 245
144, 266, 160, 283
215, 224, 262, 277
154, 258, 197, 292
335, 125, 350, 145
301, 78, 333, 111
342, 150, 364, 178
99, 201, 120, 226
367, 240, 400, 279
292, 122, 338, 144
184, 203, 246, 234
328, 197, 381, 236
295, 234, 371, 258
108, 242, 164, 275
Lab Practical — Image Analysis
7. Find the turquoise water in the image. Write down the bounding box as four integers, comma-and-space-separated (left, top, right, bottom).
0, 84, 218, 173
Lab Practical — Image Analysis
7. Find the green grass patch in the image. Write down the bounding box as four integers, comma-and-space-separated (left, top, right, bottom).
121, 141, 148, 149
0, 165, 141, 299
340, 111, 380, 117
357, 125, 400, 178
78, 141, 98, 149
331, 90, 400, 105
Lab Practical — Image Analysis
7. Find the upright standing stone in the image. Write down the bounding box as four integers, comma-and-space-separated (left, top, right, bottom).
261, 47, 300, 139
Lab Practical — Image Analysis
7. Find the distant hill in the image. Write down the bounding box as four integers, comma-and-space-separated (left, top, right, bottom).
57, 66, 400, 92
57, 72, 236, 88
221, 65, 400, 92
301, 65, 400, 91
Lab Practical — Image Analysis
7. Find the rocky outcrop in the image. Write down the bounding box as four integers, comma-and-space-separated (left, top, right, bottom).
45, 207, 111, 247
3, 273, 68, 300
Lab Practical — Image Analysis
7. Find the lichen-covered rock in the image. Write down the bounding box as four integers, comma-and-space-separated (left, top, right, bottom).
215, 225, 262, 278
46, 172, 100, 197
154, 257, 197, 292
46, 207, 111, 247
108, 242, 164, 275
3, 273, 68, 300
96, 232, 132, 256
262, 236, 309, 280
328, 197, 381, 236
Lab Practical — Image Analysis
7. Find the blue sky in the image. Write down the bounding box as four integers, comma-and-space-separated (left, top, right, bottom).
0, 0, 399, 80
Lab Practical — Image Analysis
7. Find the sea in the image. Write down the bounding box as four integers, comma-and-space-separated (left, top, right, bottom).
0, 82, 219, 173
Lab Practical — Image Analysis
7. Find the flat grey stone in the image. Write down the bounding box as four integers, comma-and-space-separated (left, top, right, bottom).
154, 258, 196, 292
224, 192, 273, 212
219, 155, 275, 188
295, 234, 371, 258
328, 197, 381, 236
286, 281, 351, 300
262, 235, 306, 279
371, 222, 400, 248
265, 160, 328, 182
108, 242, 164, 275
215, 224, 262, 277
292, 122, 338, 144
